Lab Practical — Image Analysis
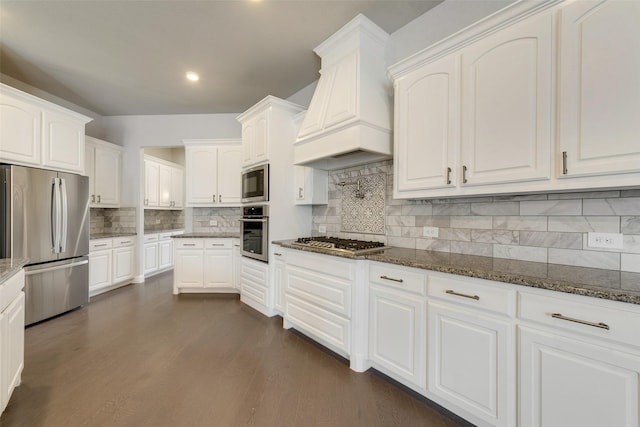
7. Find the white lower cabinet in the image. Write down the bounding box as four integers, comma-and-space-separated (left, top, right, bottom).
144, 231, 182, 277
143, 234, 159, 276
272, 250, 287, 313
1, 269, 25, 416
368, 262, 427, 393
518, 290, 640, 427
240, 257, 270, 315
90, 237, 136, 297
173, 238, 236, 294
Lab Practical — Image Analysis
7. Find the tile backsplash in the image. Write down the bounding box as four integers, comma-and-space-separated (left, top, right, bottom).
90, 207, 136, 235
191, 207, 240, 233
312, 160, 640, 284
144, 209, 185, 232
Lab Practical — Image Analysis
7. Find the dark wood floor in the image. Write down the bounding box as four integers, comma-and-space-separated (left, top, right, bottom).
2, 271, 468, 427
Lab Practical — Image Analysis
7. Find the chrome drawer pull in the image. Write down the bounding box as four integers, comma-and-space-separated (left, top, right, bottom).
94, 244, 108, 247
274, 253, 282, 256
183, 244, 196, 247
380, 275, 403, 283
551, 313, 609, 330
446, 289, 480, 300
209, 244, 225, 247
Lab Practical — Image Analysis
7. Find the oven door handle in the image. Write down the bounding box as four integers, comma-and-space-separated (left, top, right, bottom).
238, 218, 268, 223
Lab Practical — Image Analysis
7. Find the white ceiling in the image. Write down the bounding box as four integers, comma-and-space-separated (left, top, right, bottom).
0, 0, 443, 116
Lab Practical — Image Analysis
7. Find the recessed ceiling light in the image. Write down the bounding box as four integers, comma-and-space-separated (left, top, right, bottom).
186, 71, 199, 82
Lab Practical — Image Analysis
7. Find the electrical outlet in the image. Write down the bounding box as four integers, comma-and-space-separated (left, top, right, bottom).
587, 232, 623, 250
318, 225, 327, 233
423, 226, 439, 238
155, 219, 161, 224
209, 220, 218, 226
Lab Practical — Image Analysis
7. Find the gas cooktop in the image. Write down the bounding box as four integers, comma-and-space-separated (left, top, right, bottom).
292, 237, 387, 255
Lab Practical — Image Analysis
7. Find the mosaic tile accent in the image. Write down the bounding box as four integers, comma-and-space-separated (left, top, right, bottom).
144, 209, 185, 232
341, 173, 385, 235
90, 207, 136, 235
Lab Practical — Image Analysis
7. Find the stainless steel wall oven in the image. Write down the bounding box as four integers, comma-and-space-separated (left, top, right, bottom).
239, 205, 268, 262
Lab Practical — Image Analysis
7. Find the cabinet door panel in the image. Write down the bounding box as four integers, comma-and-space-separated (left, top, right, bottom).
89, 250, 112, 290
369, 286, 425, 389
253, 112, 269, 164
144, 161, 159, 207
395, 56, 459, 193
3, 292, 25, 408
42, 110, 84, 173
143, 242, 158, 275
429, 302, 512, 427
158, 240, 173, 270
158, 164, 172, 208
461, 14, 552, 186
241, 123, 254, 165
94, 146, 120, 206
113, 246, 134, 283
204, 249, 233, 288
171, 167, 184, 208
186, 146, 217, 204
0, 93, 41, 165
217, 146, 242, 205
558, 0, 640, 176
175, 250, 203, 288
519, 326, 640, 427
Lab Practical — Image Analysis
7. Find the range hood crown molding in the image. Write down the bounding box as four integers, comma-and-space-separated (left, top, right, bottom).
237, 95, 305, 123
314, 13, 389, 60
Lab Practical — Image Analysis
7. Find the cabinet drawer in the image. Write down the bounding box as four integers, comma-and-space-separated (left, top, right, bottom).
286, 294, 350, 354
287, 250, 355, 281
90, 238, 113, 251
205, 239, 232, 249
1, 269, 25, 312
175, 239, 204, 249
143, 234, 159, 243
519, 291, 640, 349
287, 266, 351, 318
113, 236, 135, 248
428, 273, 516, 316
369, 262, 427, 295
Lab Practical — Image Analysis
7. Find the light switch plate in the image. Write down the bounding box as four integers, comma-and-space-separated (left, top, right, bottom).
318, 225, 327, 233
209, 220, 217, 226
423, 226, 439, 238
587, 232, 623, 249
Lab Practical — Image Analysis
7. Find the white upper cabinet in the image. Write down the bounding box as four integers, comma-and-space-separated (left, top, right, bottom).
85, 136, 121, 207
460, 13, 552, 186
0, 83, 91, 173
240, 109, 269, 168
237, 96, 305, 169
394, 55, 460, 196
0, 90, 41, 165
294, 166, 328, 205
558, 0, 640, 178
184, 140, 241, 206
144, 156, 183, 210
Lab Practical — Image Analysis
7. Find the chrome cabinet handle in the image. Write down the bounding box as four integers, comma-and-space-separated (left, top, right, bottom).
462, 165, 468, 184
97, 194, 101, 203
212, 195, 215, 202
219, 194, 222, 203
298, 188, 303, 199
446, 167, 452, 185
94, 243, 108, 247
183, 243, 196, 247
446, 289, 479, 300
274, 252, 282, 256
562, 151, 568, 175
91, 194, 95, 203
380, 275, 403, 283
551, 313, 609, 330
209, 243, 225, 247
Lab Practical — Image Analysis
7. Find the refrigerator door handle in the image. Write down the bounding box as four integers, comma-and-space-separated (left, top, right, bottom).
51, 177, 61, 253
60, 177, 68, 253
25, 259, 89, 275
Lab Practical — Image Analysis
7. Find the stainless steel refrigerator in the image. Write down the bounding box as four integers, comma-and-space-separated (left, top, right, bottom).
1, 164, 90, 325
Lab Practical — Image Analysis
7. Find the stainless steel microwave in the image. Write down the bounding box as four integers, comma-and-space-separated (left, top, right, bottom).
241, 164, 269, 203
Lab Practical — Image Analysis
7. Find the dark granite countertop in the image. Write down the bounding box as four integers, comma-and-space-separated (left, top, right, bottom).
172, 232, 240, 239
0, 258, 30, 285
273, 241, 640, 306
90, 232, 137, 240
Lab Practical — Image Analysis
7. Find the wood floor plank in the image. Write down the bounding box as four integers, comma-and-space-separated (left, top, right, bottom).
2, 271, 469, 427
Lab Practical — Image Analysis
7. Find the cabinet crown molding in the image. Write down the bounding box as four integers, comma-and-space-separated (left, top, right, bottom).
388, 0, 563, 80
236, 95, 305, 124
182, 138, 240, 146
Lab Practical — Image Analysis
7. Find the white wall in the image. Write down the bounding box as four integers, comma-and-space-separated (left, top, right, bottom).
99, 113, 240, 206
386, 0, 516, 66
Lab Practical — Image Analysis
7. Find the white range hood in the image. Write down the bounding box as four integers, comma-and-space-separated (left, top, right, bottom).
293, 14, 393, 171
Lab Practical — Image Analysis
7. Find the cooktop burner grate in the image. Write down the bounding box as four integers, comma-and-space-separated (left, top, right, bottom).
293, 236, 387, 254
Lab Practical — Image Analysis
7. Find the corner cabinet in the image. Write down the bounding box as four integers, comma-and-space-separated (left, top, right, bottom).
0, 83, 91, 174
184, 140, 242, 206
557, 0, 640, 178
85, 136, 122, 207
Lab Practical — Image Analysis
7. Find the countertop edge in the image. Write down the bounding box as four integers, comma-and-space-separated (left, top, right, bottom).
0, 258, 30, 285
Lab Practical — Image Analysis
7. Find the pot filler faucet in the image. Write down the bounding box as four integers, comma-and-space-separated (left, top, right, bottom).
337, 180, 365, 199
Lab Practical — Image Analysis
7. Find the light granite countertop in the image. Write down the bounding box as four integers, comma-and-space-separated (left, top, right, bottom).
173, 232, 240, 239
144, 229, 185, 235
273, 241, 640, 305
0, 258, 29, 285
90, 232, 137, 240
